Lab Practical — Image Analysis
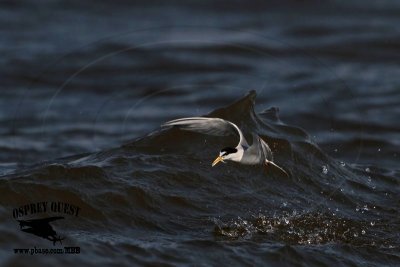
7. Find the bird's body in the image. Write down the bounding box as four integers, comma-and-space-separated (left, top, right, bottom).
162, 117, 288, 176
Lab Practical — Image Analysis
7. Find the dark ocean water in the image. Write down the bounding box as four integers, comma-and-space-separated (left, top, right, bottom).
1, 0, 399, 266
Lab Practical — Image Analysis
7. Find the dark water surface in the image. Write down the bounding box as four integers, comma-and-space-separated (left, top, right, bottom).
1, 1, 399, 266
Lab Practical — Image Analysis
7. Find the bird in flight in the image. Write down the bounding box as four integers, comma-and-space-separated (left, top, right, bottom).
162, 117, 289, 177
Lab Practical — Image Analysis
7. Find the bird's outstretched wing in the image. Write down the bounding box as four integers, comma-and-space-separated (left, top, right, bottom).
259, 137, 273, 161
247, 134, 289, 177
162, 117, 248, 147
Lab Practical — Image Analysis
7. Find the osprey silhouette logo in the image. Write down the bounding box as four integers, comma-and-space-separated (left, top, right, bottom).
13, 202, 80, 246
17, 216, 65, 245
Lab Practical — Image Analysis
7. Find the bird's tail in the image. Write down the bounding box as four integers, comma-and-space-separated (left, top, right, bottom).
265, 160, 290, 177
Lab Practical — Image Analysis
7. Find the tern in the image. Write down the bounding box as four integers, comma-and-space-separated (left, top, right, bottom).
162, 117, 289, 177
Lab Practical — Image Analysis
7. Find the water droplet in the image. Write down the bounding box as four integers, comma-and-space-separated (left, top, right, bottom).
340, 188, 344, 192
322, 165, 329, 174
334, 148, 338, 152
353, 233, 358, 237
370, 221, 375, 226
361, 230, 366, 235
365, 167, 370, 172
378, 148, 381, 152
340, 161, 346, 167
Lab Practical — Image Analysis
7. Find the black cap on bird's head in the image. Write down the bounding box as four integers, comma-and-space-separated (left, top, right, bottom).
212, 147, 238, 167
220, 147, 237, 156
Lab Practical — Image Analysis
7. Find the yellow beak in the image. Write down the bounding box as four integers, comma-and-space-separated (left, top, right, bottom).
212, 156, 224, 167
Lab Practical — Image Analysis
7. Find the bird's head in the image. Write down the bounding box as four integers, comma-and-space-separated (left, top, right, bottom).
212, 147, 238, 167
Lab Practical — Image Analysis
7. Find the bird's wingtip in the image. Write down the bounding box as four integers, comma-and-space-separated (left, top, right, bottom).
161, 122, 173, 128
161, 118, 180, 127
265, 160, 290, 177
